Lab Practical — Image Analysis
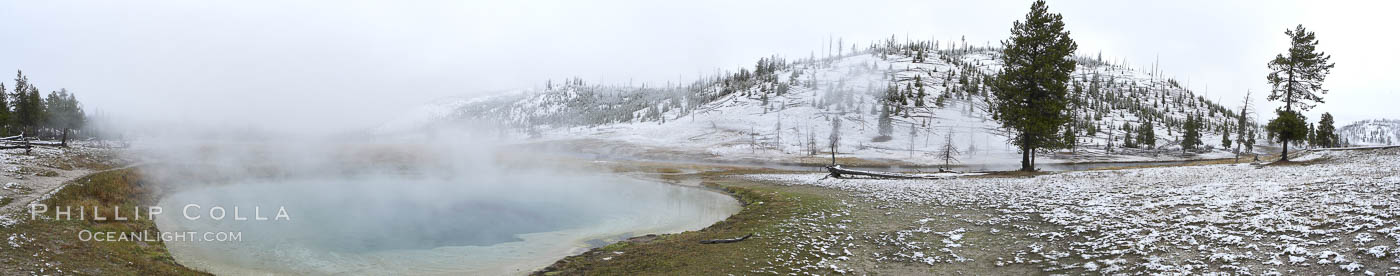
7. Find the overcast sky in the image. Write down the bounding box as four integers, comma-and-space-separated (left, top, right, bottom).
1, 0, 1395, 134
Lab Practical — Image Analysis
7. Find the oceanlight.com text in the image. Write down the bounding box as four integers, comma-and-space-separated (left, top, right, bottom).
78, 230, 243, 242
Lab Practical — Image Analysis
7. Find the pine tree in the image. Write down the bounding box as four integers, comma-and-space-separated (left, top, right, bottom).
0, 83, 8, 136
1306, 122, 1317, 148
29, 87, 43, 132
12, 75, 44, 136
1063, 126, 1076, 153
1139, 121, 1156, 148
1221, 129, 1232, 149
915, 75, 926, 107
25, 85, 70, 140
10, 70, 30, 135
1266, 24, 1334, 161
1182, 114, 1203, 152
1122, 122, 1136, 148
1266, 110, 1307, 154
1245, 130, 1257, 153
760, 92, 769, 113
991, 0, 1078, 171
1316, 112, 1337, 148
901, 84, 911, 106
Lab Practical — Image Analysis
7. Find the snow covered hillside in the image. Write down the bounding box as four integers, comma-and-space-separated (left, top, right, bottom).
385, 40, 1257, 166
1339, 119, 1399, 146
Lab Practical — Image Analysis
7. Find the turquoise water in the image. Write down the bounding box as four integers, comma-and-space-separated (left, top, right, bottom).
154, 172, 739, 275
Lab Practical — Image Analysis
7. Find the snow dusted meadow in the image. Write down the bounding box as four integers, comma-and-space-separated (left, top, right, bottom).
748, 148, 1400, 275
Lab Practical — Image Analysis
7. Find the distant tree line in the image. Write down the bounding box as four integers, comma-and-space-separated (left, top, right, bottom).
1, 70, 87, 145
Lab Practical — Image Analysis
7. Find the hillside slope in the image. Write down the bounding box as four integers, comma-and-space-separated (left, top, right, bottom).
1339, 119, 1399, 146
385, 41, 1258, 168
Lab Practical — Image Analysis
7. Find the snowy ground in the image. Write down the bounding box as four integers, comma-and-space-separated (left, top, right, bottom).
0, 141, 123, 227
747, 148, 1400, 275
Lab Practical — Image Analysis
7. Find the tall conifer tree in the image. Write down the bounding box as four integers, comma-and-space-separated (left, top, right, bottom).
1266, 25, 1334, 161
991, 0, 1078, 171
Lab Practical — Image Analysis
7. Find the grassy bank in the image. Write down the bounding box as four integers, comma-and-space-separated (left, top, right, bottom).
0, 168, 207, 275
534, 173, 847, 275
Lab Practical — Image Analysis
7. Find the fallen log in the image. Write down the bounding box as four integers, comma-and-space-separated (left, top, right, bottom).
24, 140, 64, 146
0, 139, 64, 148
699, 233, 753, 244
826, 165, 951, 179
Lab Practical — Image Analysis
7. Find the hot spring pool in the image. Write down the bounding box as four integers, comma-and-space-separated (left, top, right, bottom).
153, 172, 739, 275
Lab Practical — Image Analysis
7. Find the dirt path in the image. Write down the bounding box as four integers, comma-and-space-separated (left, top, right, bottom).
0, 143, 123, 222
0, 167, 95, 214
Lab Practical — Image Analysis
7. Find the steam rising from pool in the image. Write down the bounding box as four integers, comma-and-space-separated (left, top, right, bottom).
157, 172, 736, 275
138, 132, 740, 275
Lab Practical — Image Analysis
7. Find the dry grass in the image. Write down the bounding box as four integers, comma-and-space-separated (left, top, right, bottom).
0, 168, 208, 275
533, 175, 842, 276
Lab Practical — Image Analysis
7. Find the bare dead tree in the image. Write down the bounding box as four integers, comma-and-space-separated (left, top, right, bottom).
908, 122, 918, 158
829, 116, 842, 165
937, 131, 962, 171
